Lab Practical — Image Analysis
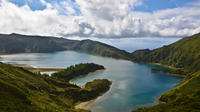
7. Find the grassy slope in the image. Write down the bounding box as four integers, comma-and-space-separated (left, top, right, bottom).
0, 62, 111, 112
0, 33, 131, 60
132, 33, 200, 112
132, 33, 200, 74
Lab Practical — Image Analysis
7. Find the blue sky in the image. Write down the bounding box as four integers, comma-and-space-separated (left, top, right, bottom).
0, 0, 200, 38
134, 0, 197, 12
8, 0, 197, 12
8, 0, 69, 11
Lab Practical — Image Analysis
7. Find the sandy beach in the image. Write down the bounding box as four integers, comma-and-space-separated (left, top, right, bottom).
75, 99, 97, 109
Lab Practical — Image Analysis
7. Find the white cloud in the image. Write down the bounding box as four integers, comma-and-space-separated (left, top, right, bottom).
0, 0, 80, 36
0, 0, 200, 38
40, 0, 52, 9
75, 0, 143, 37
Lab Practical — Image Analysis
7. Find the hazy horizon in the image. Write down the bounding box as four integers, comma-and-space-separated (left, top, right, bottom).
66, 37, 182, 52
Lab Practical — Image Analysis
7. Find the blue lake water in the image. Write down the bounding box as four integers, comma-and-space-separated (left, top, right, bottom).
0, 51, 181, 112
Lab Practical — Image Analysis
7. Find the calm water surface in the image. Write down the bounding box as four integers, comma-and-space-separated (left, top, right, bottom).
0, 51, 181, 112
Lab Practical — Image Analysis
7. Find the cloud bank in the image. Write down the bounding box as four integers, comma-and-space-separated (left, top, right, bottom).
0, 0, 200, 38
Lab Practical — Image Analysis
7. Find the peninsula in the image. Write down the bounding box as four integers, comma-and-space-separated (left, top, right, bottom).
0, 62, 111, 112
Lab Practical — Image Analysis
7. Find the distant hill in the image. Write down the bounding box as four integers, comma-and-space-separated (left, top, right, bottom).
132, 33, 200, 73
71, 39, 132, 60
0, 33, 131, 60
132, 33, 200, 112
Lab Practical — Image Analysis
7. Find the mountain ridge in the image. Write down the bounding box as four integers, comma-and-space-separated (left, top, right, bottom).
132, 33, 200, 74
0, 33, 132, 60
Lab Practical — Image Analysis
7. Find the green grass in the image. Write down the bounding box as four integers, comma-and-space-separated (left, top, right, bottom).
0, 62, 111, 112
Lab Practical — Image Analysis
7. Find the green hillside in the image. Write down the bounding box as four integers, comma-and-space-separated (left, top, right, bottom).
0, 62, 111, 112
132, 33, 200, 112
0, 33, 75, 53
0, 33, 131, 60
70, 39, 132, 60
132, 33, 200, 74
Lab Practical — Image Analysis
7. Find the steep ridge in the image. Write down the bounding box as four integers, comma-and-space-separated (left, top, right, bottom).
132, 33, 200, 74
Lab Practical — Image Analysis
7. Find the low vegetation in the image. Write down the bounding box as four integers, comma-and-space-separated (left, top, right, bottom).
52, 63, 105, 81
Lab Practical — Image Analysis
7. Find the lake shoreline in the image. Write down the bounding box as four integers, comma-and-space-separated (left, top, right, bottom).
69, 69, 106, 85
75, 81, 112, 110
75, 97, 98, 109
72, 69, 107, 109
150, 68, 185, 78
149, 63, 186, 78
13, 64, 65, 72
130, 62, 184, 111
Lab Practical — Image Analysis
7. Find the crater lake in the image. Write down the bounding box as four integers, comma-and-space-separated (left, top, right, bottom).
0, 50, 181, 112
